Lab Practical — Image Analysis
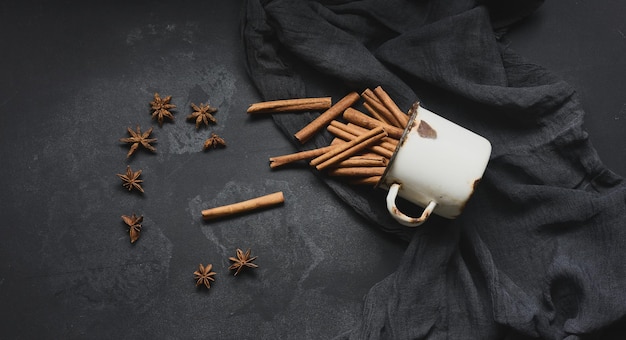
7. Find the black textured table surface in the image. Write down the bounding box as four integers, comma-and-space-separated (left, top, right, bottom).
0, 1, 624, 338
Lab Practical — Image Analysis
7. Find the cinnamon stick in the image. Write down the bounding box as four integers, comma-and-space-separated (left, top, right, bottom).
327, 124, 394, 158
201, 192, 285, 220
330, 138, 344, 146
349, 176, 382, 186
311, 126, 387, 170
353, 151, 387, 159
247, 97, 332, 114
326, 167, 386, 177
373, 86, 409, 128
331, 121, 398, 151
362, 102, 390, 125
362, 89, 400, 127
343, 107, 404, 139
346, 123, 399, 147
269, 145, 335, 169
332, 156, 388, 168
294, 91, 360, 144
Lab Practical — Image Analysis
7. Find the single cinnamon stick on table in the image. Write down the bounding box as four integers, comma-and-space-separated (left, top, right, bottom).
311, 126, 387, 170
247, 97, 332, 114
201, 191, 285, 220
269, 145, 335, 169
294, 92, 360, 144
343, 107, 404, 139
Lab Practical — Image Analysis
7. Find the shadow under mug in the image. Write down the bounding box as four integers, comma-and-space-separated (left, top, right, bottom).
377, 102, 492, 227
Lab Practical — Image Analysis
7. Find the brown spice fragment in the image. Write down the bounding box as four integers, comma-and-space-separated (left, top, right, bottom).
228, 248, 258, 276
121, 213, 143, 243
193, 264, 217, 289
188, 102, 218, 129
150, 93, 176, 126
203, 133, 226, 150
119, 125, 157, 158
116, 165, 144, 193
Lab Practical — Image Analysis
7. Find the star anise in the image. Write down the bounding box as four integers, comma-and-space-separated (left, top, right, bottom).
228, 248, 258, 276
194, 263, 217, 289
150, 92, 176, 126
203, 133, 226, 150
121, 213, 143, 243
188, 102, 218, 129
116, 165, 144, 193
119, 125, 157, 158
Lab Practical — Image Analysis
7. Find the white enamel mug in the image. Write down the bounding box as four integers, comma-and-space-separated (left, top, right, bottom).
377, 102, 492, 227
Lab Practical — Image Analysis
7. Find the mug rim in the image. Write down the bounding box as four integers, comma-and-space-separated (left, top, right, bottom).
375, 101, 421, 189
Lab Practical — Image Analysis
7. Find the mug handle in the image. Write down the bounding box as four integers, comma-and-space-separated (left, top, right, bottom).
386, 183, 437, 227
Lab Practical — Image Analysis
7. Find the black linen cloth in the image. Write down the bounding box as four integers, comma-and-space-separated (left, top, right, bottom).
242, 0, 626, 339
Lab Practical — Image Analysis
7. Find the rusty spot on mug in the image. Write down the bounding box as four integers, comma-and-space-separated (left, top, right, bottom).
408, 117, 419, 131
400, 107, 420, 148
407, 216, 422, 224
391, 205, 427, 225
408, 101, 421, 117
472, 178, 481, 190
417, 120, 437, 139
456, 178, 482, 217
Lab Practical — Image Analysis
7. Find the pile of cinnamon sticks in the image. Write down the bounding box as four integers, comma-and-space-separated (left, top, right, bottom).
248, 86, 412, 187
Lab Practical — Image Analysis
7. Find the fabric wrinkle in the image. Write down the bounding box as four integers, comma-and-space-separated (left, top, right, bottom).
242, 0, 626, 338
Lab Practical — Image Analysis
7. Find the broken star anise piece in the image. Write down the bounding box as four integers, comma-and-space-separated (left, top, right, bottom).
203, 133, 226, 150
121, 213, 143, 243
116, 165, 144, 193
188, 102, 218, 129
119, 125, 157, 158
150, 92, 176, 126
194, 263, 217, 289
228, 248, 258, 276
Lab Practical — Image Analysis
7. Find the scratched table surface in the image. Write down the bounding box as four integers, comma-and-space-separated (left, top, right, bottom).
0, 1, 624, 339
